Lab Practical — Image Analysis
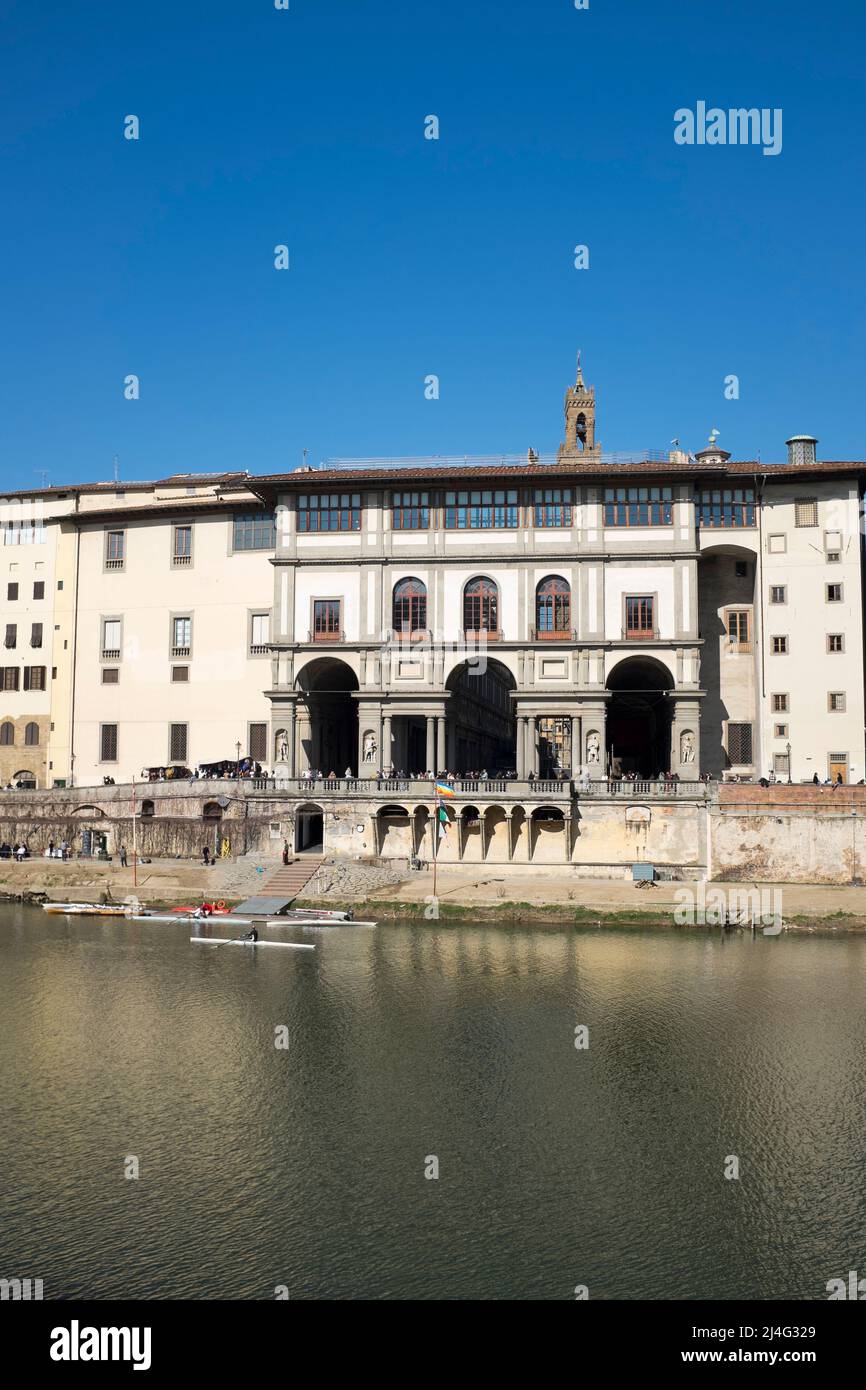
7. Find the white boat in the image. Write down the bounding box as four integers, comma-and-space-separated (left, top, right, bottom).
190, 937, 315, 950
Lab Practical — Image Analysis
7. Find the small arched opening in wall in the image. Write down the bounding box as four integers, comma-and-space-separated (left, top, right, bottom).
202, 801, 223, 821
376, 804, 411, 858
140, 799, 155, 819
13, 769, 37, 789
72, 805, 105, 818
460, 804, 483, 863
295, 802, 324, 853
530, 805, 566, 862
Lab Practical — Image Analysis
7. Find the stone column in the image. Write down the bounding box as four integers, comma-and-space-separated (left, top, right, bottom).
528, 715, 538, 777
516, 716, 526, 779
426, 715, 435, 772
288, 703, 297, 777
506, 808, 514, 861
436, 715, 447, 773
382, 715, 393, 773
570, 714, 581, 779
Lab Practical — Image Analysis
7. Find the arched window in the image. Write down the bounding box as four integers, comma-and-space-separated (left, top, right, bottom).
0, 722, 13, 746
463, 577, 499, 635
536, 576, 571, 636
24, 722, 39, 746
392, 578, 427, 635
140, 799, 155, 818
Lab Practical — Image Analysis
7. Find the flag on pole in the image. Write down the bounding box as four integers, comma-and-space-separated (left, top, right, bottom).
434, 780, 455, 798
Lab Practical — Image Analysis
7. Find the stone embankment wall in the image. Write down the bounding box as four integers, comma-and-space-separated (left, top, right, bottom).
0, 781, 292, 860
3, 780, 866, 882
713, 785, 866, 883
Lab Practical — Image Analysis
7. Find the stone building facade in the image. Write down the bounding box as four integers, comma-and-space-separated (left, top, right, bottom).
3, 365, 864, 817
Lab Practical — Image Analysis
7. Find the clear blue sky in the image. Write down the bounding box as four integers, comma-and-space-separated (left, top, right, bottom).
1, 0, 865, 487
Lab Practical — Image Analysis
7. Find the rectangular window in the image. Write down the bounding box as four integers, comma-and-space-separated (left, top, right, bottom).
769, 585, 787, 604
727, 722, 753, 765
696, 487, 756, 528
249, 723, 267, 761
172, 616, 192, 657
7, 583, 17, 600
772, 693, 789, 712
826, 583, 843, 602
100, 723, 118, 762
232, 513, 277, 550
250, 613, 270, 654
774, 723, 788, 738
102, 618, 121, 659
625, 595, 655, 638
534, 487, 573, 527
726, 611, 750, 649
30, 622, 42, 648
297, 494, 361, 533
33, 581, 44, 599
828, 634, 844, 653
825, 530, 842, 552
24, 666, 46, 691
169, 723, 188, 762
444, 489, 518, 529
735, 560, 748, 578
768, 534, 787, 554
105, 530, 125, 568
795, 498, 818, 527
4, 624, 16, 649
3, 521, 46, 546
827, 551, 841, 563
604, 485, 672, 527
173, 525, 192, 565
2, 667, 19, 691
392, 491, 430, 530
101, 668, 119, 685
772, 635, 788, 654
313, 600, 341, 641
773, 753, 790, 775
829, 692, 846, 712
171, 665, 189, 683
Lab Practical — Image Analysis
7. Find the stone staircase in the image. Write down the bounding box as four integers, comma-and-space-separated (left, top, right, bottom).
261, 857, 324, 902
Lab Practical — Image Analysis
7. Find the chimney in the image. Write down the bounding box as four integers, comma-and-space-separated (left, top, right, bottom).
785, 434, 818, 466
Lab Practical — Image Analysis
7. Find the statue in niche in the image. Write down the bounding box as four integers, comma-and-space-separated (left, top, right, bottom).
586, 731, 601, 764
276, 731, 289, 763
363, 731, 378, 764
681, 731, 695, 763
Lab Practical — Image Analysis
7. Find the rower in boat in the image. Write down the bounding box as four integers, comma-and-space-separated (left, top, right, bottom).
239, 926, 259, 943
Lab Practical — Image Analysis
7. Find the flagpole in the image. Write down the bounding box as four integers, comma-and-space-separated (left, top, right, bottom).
432, 784, 438, 899
131, 774, 138, 888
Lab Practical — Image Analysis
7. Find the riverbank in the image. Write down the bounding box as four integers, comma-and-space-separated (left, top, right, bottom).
5, 855, 866, 930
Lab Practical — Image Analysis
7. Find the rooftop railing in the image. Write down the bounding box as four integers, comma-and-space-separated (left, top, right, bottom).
311, 451, 674, 472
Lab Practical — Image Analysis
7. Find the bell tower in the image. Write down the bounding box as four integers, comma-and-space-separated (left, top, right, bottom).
560, 351, 599, 455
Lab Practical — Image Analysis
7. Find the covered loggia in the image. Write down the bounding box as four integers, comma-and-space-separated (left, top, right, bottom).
445, 657, 517, 773
606, 656, 674, 776
295, 657, 360, 775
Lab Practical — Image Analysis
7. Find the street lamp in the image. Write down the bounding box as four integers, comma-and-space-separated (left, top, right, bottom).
786, 741, 792, 785
236, 740, 242, 777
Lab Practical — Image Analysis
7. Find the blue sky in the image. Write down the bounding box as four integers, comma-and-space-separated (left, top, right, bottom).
1, 0, 865, 487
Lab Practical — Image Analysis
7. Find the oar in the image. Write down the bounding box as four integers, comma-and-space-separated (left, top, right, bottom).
214, 930, 256, 949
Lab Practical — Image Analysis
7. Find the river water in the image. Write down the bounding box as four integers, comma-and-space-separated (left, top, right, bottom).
0, 905, 863, 1300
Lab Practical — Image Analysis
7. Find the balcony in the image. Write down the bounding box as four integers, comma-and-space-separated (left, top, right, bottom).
622, 627, 660, 641
171, 645, 191, 658
105, 559, 125, 571
578, 779, 709, 799
308, 629, 345, 643
249, 644, 270, 655
172, 554, 192, 567
101, 648, 120, 660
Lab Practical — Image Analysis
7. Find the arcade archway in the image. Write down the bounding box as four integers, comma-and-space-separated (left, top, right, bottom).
295, 658, 359, 775
606, 657, 674, 776
445, 658, 517, 774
